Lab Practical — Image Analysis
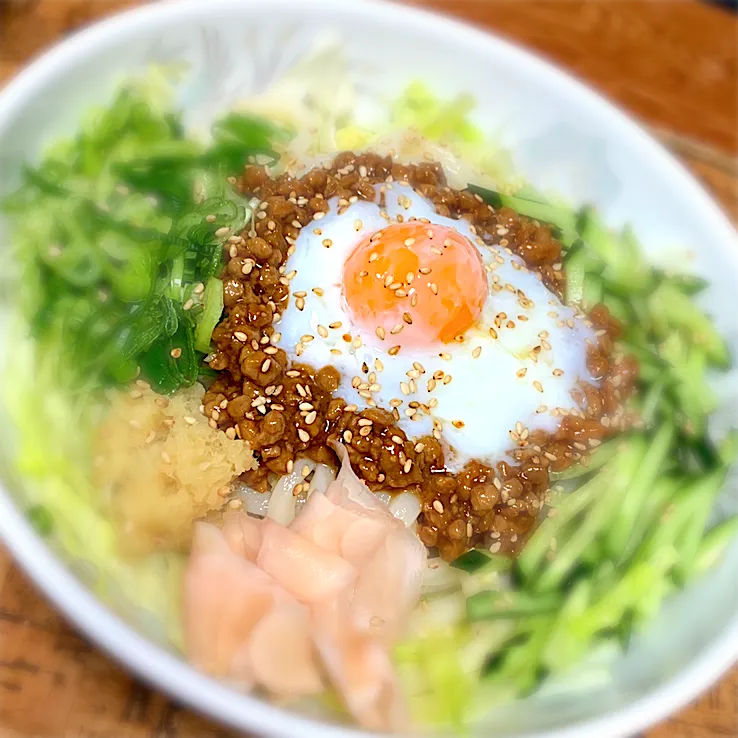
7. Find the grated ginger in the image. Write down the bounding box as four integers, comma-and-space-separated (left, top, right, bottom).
94, 384, 256, 555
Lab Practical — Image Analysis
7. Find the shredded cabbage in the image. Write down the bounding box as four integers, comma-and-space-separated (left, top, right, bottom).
0, 321, 184, 646
232, 38, 522, 196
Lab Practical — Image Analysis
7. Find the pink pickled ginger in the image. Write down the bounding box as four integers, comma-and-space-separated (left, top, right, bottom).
184, 443, 426, 731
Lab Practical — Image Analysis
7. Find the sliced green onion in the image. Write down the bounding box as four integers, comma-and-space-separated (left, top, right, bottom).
28, 504, 54, 536
466, 184, 579, 246
194, 277, 224, 354
467, 589, 562, 621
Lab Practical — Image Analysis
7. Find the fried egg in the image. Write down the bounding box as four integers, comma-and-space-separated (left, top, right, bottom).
275, 183, 595, 470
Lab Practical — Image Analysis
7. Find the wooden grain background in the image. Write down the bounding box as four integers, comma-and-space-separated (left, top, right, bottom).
0, 1, 736, 737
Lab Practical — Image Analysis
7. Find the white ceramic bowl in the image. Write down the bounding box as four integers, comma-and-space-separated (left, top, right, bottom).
0, 1, 737, 737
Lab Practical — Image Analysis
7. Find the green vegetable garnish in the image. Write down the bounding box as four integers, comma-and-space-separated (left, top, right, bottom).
4, 77, 287, 394
401, 111, 734, 727
194, 277, 225, 354
0, 73, 290, 649
28, 504, 54, 537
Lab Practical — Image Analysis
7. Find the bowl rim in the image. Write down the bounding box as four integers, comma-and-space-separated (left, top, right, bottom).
0, 1, 737, 737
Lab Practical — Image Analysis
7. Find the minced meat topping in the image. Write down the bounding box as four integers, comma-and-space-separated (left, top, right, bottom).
201, 152, 639, 560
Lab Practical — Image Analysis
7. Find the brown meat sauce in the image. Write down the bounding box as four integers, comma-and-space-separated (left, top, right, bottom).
202, 152, 639, 561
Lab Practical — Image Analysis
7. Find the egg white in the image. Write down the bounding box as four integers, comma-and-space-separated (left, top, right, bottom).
275, 183, 596, 471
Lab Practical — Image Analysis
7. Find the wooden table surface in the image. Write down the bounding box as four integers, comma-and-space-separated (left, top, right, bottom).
0, 1, 736, 737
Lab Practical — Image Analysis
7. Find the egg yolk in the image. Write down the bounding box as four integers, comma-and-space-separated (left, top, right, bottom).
343, 222, 488, 346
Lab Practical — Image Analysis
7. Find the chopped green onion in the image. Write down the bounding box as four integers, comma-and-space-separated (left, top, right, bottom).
194, 277, 224, 354
28, 504, 54, 537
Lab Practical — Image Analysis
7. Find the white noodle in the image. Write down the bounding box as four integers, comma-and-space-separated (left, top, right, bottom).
295, 462, 336, 514
239, 462, 426, 531
408, 590, 466, 633
268, 459, 337, 524
374, 491, 392, 506
389, 491, 422, 527
309, 463, 335, 496
237, 484, 270, 516
420, 558, 460, 595
267, 459, 315, 525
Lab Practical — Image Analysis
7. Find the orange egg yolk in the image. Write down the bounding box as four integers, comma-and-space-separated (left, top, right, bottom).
342, 222, 488, 347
